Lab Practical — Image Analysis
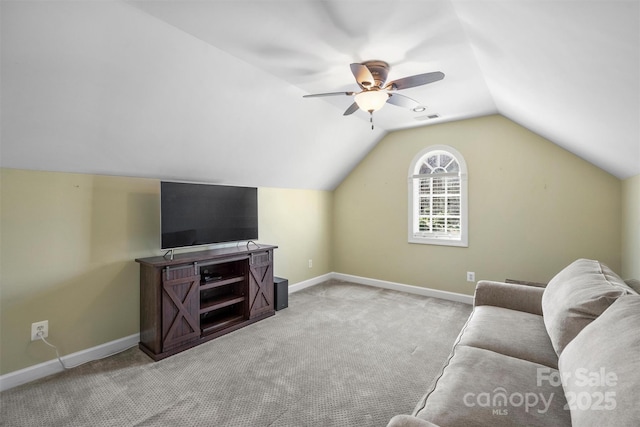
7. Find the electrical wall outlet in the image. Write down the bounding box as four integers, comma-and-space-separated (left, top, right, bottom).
31, 320, 48, 341
466, 272, 476, 282
308, 259, 313, 268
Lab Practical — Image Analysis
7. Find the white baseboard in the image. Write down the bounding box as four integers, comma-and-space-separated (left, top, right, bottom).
2, 275, 470, 392
288, 272, 333, 294
331, 273, 474, 305
0, 333, 139, 392
331, 273, 474, 304
288, 272, 473, 305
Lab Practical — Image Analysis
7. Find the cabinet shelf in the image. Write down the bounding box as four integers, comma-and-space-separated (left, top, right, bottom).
200, 275, 244, 291
201, 314, 245, 335
200, 294, 245, 314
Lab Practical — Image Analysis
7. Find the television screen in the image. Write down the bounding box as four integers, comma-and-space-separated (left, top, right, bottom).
161, 182, 258, 249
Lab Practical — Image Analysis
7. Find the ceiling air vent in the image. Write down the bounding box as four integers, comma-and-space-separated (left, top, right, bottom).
415, 114, 440, 121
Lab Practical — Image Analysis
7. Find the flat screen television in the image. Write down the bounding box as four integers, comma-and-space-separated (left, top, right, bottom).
160, 181, 258, 250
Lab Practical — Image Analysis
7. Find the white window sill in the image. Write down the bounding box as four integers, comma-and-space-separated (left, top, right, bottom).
408, 236, 468, 247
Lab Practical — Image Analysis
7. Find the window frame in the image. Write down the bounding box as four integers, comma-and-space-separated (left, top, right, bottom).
408, 145, 468, 247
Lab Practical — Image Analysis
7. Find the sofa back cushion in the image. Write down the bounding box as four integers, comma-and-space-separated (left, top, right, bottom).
558, 295, 640, 426
541, 259, 632, 355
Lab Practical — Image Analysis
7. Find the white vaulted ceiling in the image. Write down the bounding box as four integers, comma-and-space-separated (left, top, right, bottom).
1, 1, 638, 190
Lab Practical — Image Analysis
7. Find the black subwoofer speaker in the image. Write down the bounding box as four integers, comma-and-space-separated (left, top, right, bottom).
274, 277, 288, 311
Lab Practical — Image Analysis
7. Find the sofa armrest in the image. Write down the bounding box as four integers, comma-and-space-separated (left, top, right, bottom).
387, 415, 440, 427
505, 278, 547, 288
474, 280, 545, 315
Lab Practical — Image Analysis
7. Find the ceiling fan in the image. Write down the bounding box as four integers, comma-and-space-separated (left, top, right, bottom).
303, 60, 444, 128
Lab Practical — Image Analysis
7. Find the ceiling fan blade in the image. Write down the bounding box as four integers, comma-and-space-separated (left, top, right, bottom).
343, 102, 360, 116
386, 93, 420, 108
303, 91, 354, 98
386, 71, 445, 91
350, 63, 375, 89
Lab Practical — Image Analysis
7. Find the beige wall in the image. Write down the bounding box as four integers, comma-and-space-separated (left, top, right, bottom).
258, 187, 333, 283
0, 117, 631, 376
332, 115, 622, 294
0, 169, 332, 374
621, 174, 640, 279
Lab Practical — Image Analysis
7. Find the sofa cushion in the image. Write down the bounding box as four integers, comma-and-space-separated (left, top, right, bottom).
458, 305, 558, 368
541, 259, 632, 355
413, 346, 571, 427
558, 295, 640, 426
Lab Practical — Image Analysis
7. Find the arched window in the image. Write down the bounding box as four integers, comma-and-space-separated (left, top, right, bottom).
408, 145, 468, 247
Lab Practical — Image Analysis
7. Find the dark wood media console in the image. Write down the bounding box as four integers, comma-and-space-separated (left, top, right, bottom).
135, 244, 277, 360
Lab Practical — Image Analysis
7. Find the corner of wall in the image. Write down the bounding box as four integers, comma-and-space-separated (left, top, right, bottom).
621, 174, 640, 279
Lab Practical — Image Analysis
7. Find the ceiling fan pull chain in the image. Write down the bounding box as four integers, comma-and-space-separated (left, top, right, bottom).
369, 110, 374, 130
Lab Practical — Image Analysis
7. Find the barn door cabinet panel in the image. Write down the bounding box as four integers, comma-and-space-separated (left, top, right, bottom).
161, 264, 200, 352
136, 244, 277, 361
248, 250, 275, 319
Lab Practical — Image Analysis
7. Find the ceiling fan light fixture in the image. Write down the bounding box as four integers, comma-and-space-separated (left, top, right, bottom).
354, 90, 389, 112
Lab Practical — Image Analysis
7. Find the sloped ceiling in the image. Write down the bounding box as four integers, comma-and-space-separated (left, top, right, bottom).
1, 1, 638, 191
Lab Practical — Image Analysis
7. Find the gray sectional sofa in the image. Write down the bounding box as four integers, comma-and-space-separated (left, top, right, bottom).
388, 259, 640, 427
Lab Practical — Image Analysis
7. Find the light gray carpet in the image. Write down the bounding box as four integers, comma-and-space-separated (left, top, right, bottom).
0, 280, 472, 427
